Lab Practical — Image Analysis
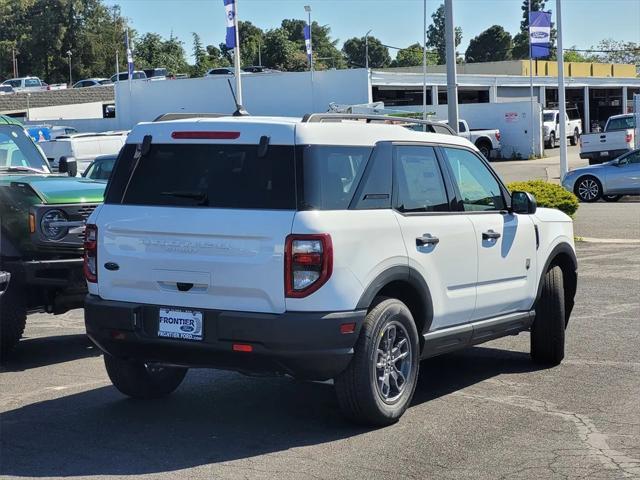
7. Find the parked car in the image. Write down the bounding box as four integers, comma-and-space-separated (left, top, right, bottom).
0, 115, 105, 358
84, 112, 577, 426
82, 154, 116, 182
39, 132, 127, 174
205, 67, 244, 76
580, 114, 636, 165
562, 148, 640, 202
543, 108, 582, 148
26, 124, 78, 142
72, 78, 112, 88
0, 85, 15, 95
110, 71, 147, 82
439, 119, 501, 159
243, 65, 280, 73
143, 68, 168, 80
1, 76, 45, 92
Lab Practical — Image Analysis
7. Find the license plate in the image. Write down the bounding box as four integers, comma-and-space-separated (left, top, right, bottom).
600, 151, 609, 157
158, 308, 203, 341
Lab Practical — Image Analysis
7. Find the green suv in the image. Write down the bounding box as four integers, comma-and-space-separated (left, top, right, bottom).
0, 115, 106, 357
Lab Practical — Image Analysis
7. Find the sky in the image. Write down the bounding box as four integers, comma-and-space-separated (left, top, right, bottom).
104, 0, 640, 60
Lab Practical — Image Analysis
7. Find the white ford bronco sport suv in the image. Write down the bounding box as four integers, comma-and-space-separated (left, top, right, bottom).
84, 113, 577, 426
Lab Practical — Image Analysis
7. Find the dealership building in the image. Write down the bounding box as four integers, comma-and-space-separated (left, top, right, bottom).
371, 60, 640, 132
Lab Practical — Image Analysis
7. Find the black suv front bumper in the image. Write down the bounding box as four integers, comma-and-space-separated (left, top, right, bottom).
85, 295, 366, 380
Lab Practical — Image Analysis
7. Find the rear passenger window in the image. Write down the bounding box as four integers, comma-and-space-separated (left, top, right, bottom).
442, 147, 505, 212
393, 146, 449, 213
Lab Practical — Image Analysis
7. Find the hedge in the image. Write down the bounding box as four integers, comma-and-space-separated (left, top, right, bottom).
507, 180, 579, 217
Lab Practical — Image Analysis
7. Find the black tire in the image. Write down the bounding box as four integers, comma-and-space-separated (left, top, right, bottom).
548, 132, 556, 149
574, 175, 602, 202
476, 141, 491, 159
335, 297, 419, 426
570, 128, 579, 146
104, 355, 187, 399
531, 266, 565, 366
0, 266, 27, 360
603, 195, 623, 202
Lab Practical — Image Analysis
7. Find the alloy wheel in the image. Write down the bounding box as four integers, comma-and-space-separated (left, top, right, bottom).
578, 178, 600, 201
374, 321, 412, 403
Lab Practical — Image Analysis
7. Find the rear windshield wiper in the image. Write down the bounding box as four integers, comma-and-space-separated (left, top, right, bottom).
0, 166, 46, 174
160, 190, 208, 205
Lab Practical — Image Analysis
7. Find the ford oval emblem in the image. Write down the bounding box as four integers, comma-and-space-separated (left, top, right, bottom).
104, 262, 120, 271
531, 31, 549, 39
180, 325, 195, 333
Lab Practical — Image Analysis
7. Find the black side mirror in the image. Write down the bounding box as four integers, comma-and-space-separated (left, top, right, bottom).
59, 156, 77, 177
511, 191, 537, 214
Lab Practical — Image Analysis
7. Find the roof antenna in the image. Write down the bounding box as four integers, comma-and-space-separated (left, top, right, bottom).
227, 79, 249, 117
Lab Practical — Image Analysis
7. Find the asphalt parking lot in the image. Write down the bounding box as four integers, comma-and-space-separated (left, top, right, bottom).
1, 241, 639, 480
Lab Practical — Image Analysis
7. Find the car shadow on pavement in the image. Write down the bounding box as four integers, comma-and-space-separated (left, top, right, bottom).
0, 345, 544, 477
1, 334, 101, 372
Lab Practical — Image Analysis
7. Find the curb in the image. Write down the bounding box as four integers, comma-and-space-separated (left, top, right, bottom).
578, 237, 640, 245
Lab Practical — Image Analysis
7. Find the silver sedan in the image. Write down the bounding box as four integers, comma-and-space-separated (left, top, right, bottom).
562, 149, 640, 202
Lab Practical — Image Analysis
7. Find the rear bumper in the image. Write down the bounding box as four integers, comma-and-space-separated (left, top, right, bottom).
84, 295, 366, 380
579, 149, 628, 162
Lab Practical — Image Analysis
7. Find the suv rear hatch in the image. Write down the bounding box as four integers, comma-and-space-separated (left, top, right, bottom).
94, 123, 297, 314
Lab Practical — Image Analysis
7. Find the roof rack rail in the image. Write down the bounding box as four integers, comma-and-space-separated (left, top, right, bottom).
301, 113, 455, 134
153, 112, 229, 122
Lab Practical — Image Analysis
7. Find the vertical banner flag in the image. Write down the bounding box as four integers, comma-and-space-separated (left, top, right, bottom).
304, 24, 312, 61
125, 30, 134, 77
529, 11, 552, 58
224, 0, 237, 49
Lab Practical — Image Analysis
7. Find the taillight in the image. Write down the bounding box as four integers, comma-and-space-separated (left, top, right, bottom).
285, 234, 333, 298
495, 131, 501, 142
83, 224, 98, 283
625, 133, 633, 144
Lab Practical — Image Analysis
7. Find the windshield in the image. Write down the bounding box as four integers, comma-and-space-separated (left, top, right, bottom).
0, 125, 51, 173
543, 113, 555, 122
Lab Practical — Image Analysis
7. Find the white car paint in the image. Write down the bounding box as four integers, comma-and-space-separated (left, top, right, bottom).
88, 115, 575, 330
39, 133, 127, 174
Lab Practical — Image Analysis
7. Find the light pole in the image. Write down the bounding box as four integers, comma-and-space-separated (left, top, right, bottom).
66, 50, 72, 86
365, 30, 372, 70
304, 5, 313, 72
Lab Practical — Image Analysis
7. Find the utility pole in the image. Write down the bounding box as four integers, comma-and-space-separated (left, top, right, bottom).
528, 0, 535, 158
422, 0, 428, 121
66, 50, 73, 86
444, 0, 459, 134
12, 46, 18, 78
556, 0, 568, 179
304, 5, 313, 73
365, 30, 372, 70
258, 38, 262, 66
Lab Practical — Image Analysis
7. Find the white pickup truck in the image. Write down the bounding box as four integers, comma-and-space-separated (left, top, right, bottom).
579, 114, 636, 165
543, 108, 583, 149
441, 120, 501, 159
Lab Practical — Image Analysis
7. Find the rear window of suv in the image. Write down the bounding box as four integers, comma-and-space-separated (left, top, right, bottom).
108, 143, 372, 211
117, 144, 297, 210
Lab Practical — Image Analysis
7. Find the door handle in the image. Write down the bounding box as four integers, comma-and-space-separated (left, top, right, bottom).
482, 230, 501, 241
416, 234, 440, 247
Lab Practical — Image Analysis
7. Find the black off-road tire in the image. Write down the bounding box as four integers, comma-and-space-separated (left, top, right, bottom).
476, 140, 492, 159
570, 128, 579, 146
0, 267, 27, 360
531, 266, 566, 366
547, 132, 556, 149
335, 297, 420, 426
104, 355, 188, 399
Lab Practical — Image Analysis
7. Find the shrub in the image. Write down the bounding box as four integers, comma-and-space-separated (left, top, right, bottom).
507, 180, 579, 217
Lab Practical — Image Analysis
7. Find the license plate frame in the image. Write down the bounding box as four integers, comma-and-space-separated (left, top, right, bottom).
158, 308, 204, 341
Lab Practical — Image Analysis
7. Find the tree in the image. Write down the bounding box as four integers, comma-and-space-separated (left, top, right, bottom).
342, 36, 390, 68
134, 33, 189, 74
261, 28, 308, 71
562, 47, 599, 63
511, 0, 556, 60
219, 21, 264, 67
465, 25, 512, 63
426, 3, 462, 65
389, 43, 438, 68
280, 19, 346, 70
591, 39, 640, 65
191, 32, 211, 77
